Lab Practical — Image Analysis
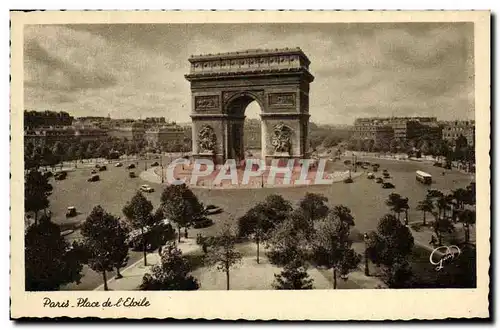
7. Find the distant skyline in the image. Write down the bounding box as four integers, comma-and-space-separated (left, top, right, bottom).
24, 23, 474, 125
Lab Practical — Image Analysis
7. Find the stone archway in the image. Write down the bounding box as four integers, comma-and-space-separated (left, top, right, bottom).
185, 48, 314, 164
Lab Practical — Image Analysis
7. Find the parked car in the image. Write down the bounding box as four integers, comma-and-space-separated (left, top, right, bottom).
98, 165, 107, 171
95, 164, 101, 169
343, 177, 353, 184
87, 174, 100, 182
66, 206, 77, 218
433, 162, 443, 167
367, 172, 375, 179
151, 161, 159, 167
43, 171, 53, 179
91, 169, 97, 174
382, 182, 395, 189
140, 184, 154, 193
54, 171, 67, 180
193, 217, 214, 229
129, 171, 137, 178
375, 177, 384, 183
383, 172, 390, 178
127, 164, 136, 169
115, 162, 123, 167
204, 204, 222, 215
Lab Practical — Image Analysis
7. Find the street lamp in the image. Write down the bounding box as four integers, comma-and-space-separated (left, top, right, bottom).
363, 232, 370, 276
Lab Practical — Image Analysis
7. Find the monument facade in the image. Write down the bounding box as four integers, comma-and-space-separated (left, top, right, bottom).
185, 48, 314, 164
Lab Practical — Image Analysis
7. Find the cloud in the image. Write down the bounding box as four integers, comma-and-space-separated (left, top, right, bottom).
24, 39, 117, 91
24, 23, 474, 125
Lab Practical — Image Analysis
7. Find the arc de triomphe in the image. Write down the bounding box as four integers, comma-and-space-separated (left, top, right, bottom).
185, 48, 314, 164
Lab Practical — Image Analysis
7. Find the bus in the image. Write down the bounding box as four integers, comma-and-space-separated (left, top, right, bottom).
416, 170, 432, 185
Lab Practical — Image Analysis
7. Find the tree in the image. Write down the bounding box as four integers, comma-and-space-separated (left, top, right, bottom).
238, 195, 294, 264
385, 193, 409, 223
81, 206, 129, 291
25, 169, 52, 224
122, 192, 154, 266
435, 194, 452, 220
273, 258, 314, 290
238, 204, 268, 264
366, 214, 414, 268
204, 222, 242, 290
380, 257, 413, 288
312, 206, 360, 289
24, 141, 36, 170
161, 183, 203, 242
431, 215, 454, 246
451, 188, 469, 210
298, 192, 329, 223
139, 242, 199, 290
262, 194, 293, 222
52, 141, 65, 168
111, 220, 130, 279
25, 217, 84, 291
458, 209, 475, 244
417, 197, 434, 226
266, 211, 310, 266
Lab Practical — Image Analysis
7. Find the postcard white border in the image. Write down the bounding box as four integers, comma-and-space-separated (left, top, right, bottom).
10, 10, 490, 320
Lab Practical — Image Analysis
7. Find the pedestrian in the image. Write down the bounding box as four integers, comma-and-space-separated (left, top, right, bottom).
158, 245, 162, 255
429, 235, 437, 247
184, 227, 188, 239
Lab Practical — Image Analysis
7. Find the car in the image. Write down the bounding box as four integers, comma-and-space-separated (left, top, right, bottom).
129, 171, 137, 178
54, 171, 67, 180
382, 182, 395, 189
383, 172, 390, 178
95, 164, 101, 169
140, 184, 154, 193
433, 162, 443, 167
115, 162, 123, 167
343, 177, 353, 184
66, 206, 77, 218
382, 169, 389, 173
204, 204, 223, 215
98, 165, 107, 171
193, 217, 214, 229
375, 177, 384, 183
87, 174, 100, 182
91, 169, 97, 174
367, 173, 375, 179
43, 171, 53, 179
127, 164, 136, 169
151, 161, 160, 167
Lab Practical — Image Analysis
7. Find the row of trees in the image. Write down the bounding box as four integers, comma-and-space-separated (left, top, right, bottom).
24, 110, 73, 128
24, 138, 149, 170
25, 136, 192, 171
416, 183, 476, 245
25, 179, 207, 291
236, 193, 361, 289
347, 135, 475, 166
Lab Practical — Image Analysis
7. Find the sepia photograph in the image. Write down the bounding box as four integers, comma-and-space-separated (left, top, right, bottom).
10, 10, 490, 320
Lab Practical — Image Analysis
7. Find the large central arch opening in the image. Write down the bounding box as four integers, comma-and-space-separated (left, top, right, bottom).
226, 95, 263, 162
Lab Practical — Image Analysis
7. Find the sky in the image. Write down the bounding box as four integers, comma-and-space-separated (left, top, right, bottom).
24, 23, 474, 125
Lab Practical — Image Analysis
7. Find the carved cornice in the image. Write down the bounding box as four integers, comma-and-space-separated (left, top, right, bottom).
185, 68, 314, 83
188, 47, 311, 66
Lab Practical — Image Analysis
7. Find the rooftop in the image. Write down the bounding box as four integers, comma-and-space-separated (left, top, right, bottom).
188, 47, 310, 65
